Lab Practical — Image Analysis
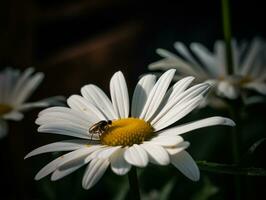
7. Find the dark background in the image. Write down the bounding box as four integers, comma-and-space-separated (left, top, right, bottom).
0, 0, 265, 199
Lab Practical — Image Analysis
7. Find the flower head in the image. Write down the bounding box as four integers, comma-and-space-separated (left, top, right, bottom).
149, 38, 266, 106
25, 69, 235, 190
0, 67, 63, 138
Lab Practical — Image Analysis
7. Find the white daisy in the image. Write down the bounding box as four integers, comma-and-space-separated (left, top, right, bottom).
0, 67, 63, 138
25, 69, 235, 190
148, 38, 266, 104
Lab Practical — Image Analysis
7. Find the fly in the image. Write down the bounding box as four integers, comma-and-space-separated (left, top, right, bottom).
89, 120, 112, 140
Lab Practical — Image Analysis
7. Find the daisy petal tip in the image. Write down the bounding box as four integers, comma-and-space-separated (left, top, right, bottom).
112, 167, 131, 176
187, 76, 195, 81
35, 118, 41, 125
114, 70, 124, 77
168, 68, 176, 74
173, 41, 181, 46
82, 183, 91, 190
51, 173, 61, 182
34, 174, 42, 181
191, 174, 200, 182
224, 118, 236, 126
82, 180, 94, 190
190, 42, 198, 49
24, 153, 31, 160
37, 126, 42, 132
38, 72, 45, 78
156, 48, 164, 54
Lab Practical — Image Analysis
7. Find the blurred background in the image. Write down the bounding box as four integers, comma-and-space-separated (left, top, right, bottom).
0, 0, 265, 199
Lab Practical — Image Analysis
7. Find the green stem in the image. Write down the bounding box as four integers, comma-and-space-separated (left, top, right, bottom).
221, 0, 234, 75
228, 104, 243, 200
197, 161, 266, 176
229, 106, 241, 162
128, 167, 141, 200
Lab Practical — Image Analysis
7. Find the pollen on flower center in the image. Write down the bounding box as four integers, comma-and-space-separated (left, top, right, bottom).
0, 104, 12, 116
100, 118, 154, 146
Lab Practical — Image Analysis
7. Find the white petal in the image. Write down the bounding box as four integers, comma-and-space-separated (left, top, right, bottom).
110, 71, 129, 118
214, 41, 226, 76
174, 42, 207, 76
141, 143, 170, 165
131, 74, 156, 118
25, 140, 88, 159
156, 48, 180, 59
151, 83, 210, 126
158, 117, 235, 137
166, 141, 190, 155
149, 135, 184, 147
148, 58, 177, 70
2, 111, 24, 121
81, 84, 117, 119
38, 122, 90, 139
190, 43, 219, 77
163, 76, 195, 103
34, 147, 97, 181
124, 144, 148, 167
152, 49, 200, 77
13, 72, 44, 105
51, 164, 84, 181
37, 107, 89, 125
96, 146, 121, 159
84, 146, 109, 163
157, 76, 195, 112
0, 120, 8, 139
82, 159, 109, 190
216, 81, 239, 99
244, 82, 266, 95
67, 95, 106, 121
241, 38, 262, 76
110, 148, 131, 175
57, 147, 98, 170
232, 40, 240, 73
18, 102, 49, 111
170, 151, 200, 181
36, 111, 89, 128
34, 151, 75, 180
153, 95, 205, 131
10, 67, 35, 103
18, 96, 65, 111
139, 69, 176, 121
0, 68, 15, 103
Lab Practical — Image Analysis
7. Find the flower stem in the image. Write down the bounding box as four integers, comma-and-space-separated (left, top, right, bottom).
128, 167, 141, 200
221, 0, 234, 75
196, 161, 266, 176
228, 104, 243, 200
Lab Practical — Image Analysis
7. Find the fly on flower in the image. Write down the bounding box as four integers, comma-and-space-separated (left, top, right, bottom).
25, 69, 235, 190
89, 120, 112, 139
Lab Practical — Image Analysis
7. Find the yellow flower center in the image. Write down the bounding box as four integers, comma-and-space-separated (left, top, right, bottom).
0, 104, 12, 116
100, 118, 154, 146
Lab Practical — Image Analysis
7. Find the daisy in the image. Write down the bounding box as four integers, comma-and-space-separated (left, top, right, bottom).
0, 67, 63, 138
148, 38, 266, 104
25, 69, 235, 190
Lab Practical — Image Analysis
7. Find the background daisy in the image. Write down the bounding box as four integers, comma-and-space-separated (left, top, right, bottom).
0, 67, 63, 138
148, 38, 266, 105
26, 69, 235, 191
